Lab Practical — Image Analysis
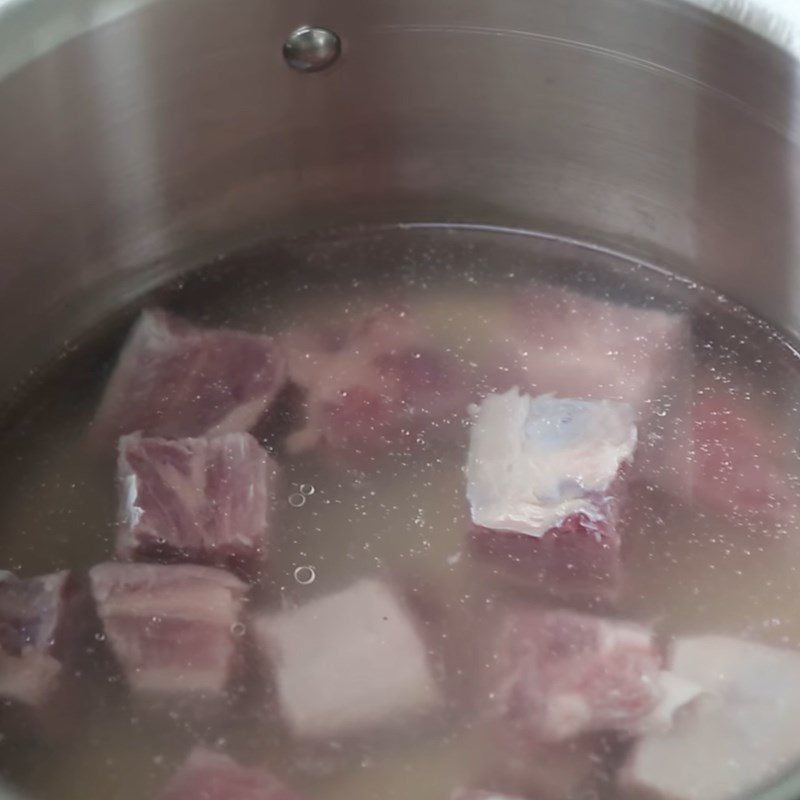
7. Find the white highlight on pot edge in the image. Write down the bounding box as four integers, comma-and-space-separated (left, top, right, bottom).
690, 0, 800, 54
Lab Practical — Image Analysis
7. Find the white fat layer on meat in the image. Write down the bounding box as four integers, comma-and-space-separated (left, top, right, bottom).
624, 636, 800, 800
596, 625, 703, 734
466, 389, 637, 537
541, 623, 654, 739
122, 473, 143, 528
639, 671, 704, 734
254, 578, 441, 739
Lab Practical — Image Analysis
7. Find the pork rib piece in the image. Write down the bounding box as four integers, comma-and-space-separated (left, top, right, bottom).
0, 570, 75, 709
483, 608, 698, 744
622, 636, 800, 800
117, 432, 278, 579
91, 309, 286, 446
507, 286, 691, 493
282, 305, 467, 455
253, 578, 441, 740
89, 563, 246, 697
509, 287, 687, 410
466, 389, 637, 594
158, 748, 304, 800
689, 394, 789, 524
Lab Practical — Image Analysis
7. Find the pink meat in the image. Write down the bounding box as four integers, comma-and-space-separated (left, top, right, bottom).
91, 309, 286, 446
0, 570, 74, 708
508, 286, 688, 411
506, 286, 691, 491
470, 484, 624, 596
159, 748, 303, 800
484, 609, 682, 743
0, 570, 74, 657
689, 393, 788, 522
466, 390, 636, 596
117, 433, 278, 579
281, 306, 467, 455
252, 578, 442, 740
89, 562, 245, 697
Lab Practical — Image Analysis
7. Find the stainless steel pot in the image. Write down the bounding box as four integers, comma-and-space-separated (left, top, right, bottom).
0, 0, 799, 797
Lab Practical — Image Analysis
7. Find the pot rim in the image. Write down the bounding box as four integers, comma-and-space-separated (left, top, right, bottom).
0, 0, 798, 81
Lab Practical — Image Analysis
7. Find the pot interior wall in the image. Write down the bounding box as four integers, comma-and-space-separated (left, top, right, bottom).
0, 0, 798, 397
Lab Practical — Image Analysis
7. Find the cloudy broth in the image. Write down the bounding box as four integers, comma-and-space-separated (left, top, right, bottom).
0, 226, 798, 800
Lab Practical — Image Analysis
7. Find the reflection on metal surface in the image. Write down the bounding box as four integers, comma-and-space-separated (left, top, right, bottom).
693, 0, 800, 54
0, 782, 21, 800
0, 0, 160, 78
87, 1, 167, 270
283, 25, 341, 72
0, 0, 797, 82
0, 0, 797, 391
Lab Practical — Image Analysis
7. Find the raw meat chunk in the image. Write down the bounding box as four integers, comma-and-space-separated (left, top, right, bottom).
0, 570, 74, 709
89, 563, 245, 697
509, 287, 688, 411
622, 636, 800, 800
91, 309, 286, 445
466, 390, 636, 594
252, 578, 441, 739
483, 608, 698, 743
0, 570, 74, 656
470, 516, 623, 597
281, 306, 467, 454
507, 287, 691, 491
690, 394, 788, 523
117, 432, 278, 578
467, 391, 636, 537
159, 748, 303, 800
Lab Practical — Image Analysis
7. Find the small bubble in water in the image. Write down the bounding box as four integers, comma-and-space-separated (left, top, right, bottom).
299, 483, 315, 496
94, 632, 106, 642
230, 622, 246, 637
294, 565, 316, 585
288, 493, 306, 508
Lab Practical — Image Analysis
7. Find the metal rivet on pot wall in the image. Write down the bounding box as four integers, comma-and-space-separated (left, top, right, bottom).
283, 26, 341, 72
